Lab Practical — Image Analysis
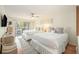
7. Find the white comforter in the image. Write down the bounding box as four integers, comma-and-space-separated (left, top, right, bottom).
30, 32, 68, 53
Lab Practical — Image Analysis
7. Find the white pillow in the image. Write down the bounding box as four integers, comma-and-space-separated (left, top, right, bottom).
51, 30, 55, 33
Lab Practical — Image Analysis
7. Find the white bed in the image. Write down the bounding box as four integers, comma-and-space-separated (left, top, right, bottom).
30, 32, 68, 54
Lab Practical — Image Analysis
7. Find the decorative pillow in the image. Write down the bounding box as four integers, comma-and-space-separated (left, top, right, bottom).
55, 27, 64, 33
50, 27, 55, 32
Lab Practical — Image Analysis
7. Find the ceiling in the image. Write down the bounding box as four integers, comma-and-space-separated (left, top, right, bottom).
0, 5, 75, 19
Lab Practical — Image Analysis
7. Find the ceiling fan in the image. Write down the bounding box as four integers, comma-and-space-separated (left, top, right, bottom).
31, 12, 39, 18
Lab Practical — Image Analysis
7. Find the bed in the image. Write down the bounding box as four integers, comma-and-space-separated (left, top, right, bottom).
30, 32, 68, 54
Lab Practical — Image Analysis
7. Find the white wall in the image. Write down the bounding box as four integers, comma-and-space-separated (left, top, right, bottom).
0, 6, 8, 37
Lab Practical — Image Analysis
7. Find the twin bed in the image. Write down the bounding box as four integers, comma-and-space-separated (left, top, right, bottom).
22, 30, 68, 54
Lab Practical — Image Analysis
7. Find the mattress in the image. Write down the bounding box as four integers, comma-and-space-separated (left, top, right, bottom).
31, 32, 68, 53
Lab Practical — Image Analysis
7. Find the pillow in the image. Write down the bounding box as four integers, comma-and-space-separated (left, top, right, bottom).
54, 27, 64, 33
51, 30, 55, 33
50, 27, 55, 33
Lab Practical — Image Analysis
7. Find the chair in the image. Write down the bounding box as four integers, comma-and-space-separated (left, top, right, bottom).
1, 35, 17, 54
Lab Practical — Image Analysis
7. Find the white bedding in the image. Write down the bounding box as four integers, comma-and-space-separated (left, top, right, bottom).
30, 32, 68, 53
